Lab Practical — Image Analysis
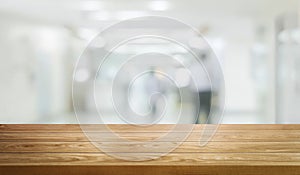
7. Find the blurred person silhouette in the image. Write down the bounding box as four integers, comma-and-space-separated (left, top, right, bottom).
190, 53, 213, 124
145, 67, 166, 121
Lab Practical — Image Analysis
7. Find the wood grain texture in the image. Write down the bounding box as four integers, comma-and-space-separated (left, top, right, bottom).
0, 124, 300, 175
1, 141, 300, 153
1, 131, 300, 142
2, 124, 300, 132
1, 166, 300, 175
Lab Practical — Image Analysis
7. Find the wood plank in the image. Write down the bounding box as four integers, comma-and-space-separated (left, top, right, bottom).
2, 124, 300, 132
1, 141, 300, 153
1, 124, 300, 175
1, 130, 300, 142
1, 153, 300, 165
1, 166, 300, 175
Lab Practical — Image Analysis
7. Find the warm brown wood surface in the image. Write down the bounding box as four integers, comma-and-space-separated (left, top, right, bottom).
1, 124, 300, 175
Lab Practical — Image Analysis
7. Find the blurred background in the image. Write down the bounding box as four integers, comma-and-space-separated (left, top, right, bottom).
0, 0, 299, 124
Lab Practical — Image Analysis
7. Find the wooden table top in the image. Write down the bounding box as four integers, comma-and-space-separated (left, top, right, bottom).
1, 124, 300, 175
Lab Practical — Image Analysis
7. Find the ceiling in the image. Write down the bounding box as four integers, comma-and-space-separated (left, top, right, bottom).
0, 0, 298, 28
